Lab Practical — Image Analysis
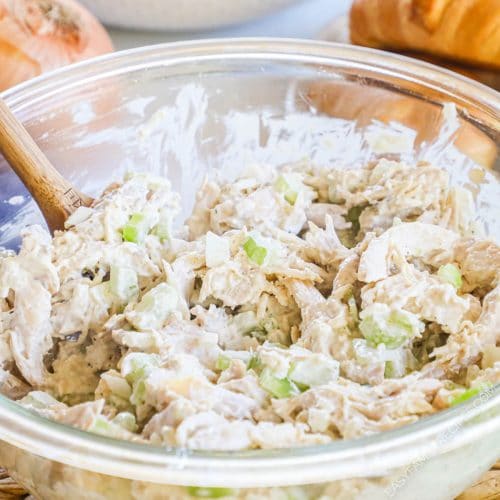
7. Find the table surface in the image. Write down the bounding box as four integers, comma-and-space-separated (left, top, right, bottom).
107, 0, 352, 50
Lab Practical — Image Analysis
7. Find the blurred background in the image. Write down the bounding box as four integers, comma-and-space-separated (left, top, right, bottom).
1, 0, 498, 93
100, 0, 351, 50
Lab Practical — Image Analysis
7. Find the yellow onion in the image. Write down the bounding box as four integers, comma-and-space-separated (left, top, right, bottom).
0, 0, 113, 91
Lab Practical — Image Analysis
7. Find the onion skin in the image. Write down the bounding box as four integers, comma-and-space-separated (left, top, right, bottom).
0, 0, 113, 91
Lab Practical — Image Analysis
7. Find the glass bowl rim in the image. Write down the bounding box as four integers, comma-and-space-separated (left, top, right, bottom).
0, 38, 499, 486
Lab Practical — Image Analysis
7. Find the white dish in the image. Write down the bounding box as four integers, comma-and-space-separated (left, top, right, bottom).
80, 0, 303, 31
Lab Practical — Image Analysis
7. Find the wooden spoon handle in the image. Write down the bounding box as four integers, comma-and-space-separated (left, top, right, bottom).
0, 98, 92, 232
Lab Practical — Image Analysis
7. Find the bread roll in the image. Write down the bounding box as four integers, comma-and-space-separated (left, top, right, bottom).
350, 0, 500, 70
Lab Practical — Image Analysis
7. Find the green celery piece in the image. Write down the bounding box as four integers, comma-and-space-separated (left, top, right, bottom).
438, 263, 462, 289
122, 213, 148, 243
130, 379, 147, 407
112, 412, 138, 432
274, 175, 290, 193
284, 191, 298, 205
243, 237, 267, 265
259, 368, 299, 399
360, 311, 414, 349
123, 353, 160, 384
247, 355, 262, 373
187, 486, 235, 498
275, 175, 298, 205
109, 266, 139, 302
216, 355, 231, 371
450, 384, 492, 406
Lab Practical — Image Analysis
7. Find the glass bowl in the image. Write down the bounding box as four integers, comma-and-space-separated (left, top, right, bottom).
0, 39, 499, 500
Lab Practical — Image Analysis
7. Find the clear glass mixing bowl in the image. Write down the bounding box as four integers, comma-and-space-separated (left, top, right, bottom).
0, 40, 498, 500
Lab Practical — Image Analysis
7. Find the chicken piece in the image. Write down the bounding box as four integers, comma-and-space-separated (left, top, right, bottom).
362, 265, 475, 334
453, 238, 500, 292
286, 280, 352, 360
306, 203, 350, 230
328, 160, 449, 236
199, 258, 270, 308
358, 222, 459, 283
432, 285, 500, 373
304, 215, 351, 267
175, 411, 254, 450
272, 374, 442, 439
188, 166, 316, 237
1, 263, 53, 387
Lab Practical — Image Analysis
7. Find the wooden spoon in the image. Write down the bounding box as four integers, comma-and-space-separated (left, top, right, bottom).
0, 98, 93, 232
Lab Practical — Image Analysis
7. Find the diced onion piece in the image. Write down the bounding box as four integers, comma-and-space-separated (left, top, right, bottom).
100, 372, 131, 399
259, 368, 299, 399
64, 206, 94, 228
437, 263, 463, 289
359, 304, 423, 349
122, 213, 150, 244
90, 282, 114, 308
206, 232, 230, 268
289, 357, 339, 388
243, 237, 267, 266
127, 283, 178, 330
109, 266, 139, 303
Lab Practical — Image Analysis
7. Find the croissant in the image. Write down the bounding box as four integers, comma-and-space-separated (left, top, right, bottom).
350, 0, 500, 70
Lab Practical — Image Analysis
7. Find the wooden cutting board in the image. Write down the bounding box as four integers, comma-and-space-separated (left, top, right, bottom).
0, 463, 498, 499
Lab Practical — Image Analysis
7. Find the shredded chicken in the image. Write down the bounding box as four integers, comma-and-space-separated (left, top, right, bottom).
0, 161, 497, 451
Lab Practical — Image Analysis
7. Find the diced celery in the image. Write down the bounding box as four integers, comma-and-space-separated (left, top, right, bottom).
112, 412, 138, 432
151, 208, 173, 242
289, 357, 339, 388
216, 355, 231, 371
89, 416, 130, 438
206, 231, 230, 268
128, 283, 178, 330
359, 304, 423, 349
384, 361, 397, 378
274, 175, 289, 193
130, 379, 147, 407
187, 486, 235, 498
247, 355, 262, 373
285, 191, 298, 205
109, 266, 139, 302
122, 213, 149, 244
438, 263, 462, 289
18, 391, 61, 410
259, 368, 299, 399
450, 384, 492, 406
274, 174, 301, 206
121, 353, 161, 384
243, 237, 267, 266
